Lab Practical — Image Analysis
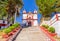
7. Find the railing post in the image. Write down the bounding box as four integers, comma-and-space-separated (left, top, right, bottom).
56, 14, 58, 21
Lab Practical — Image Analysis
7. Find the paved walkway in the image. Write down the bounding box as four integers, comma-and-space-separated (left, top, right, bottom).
15, 26, 49, 41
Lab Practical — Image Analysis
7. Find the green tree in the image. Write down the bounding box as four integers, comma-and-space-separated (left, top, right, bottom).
36, 0, 60, 21
0, 0, 23, 24
6, 0, 23, 24
0, 0, 8, 19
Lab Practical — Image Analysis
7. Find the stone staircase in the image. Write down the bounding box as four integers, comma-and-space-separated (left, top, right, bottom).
15, 26, 49, 41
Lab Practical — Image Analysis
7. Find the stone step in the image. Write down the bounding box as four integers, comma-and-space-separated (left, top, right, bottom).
15, 26, 48, 41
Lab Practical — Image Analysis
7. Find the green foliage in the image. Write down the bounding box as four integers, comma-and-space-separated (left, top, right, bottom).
2, 23, 19, 34
48, 27, 55, 33
0, 0, 8, 19
42, 24, 49, 29
6, 0, 23, 24
10, 17, 14, 21
7, 0, 23, 16
42, 24, 46, 27
14, 0, 23, 7
42, 24, 55, 33
3, 28, 11, 34
9, 26, 15, 30
0, 0, 23, 22
13, 23, 19, 27
36, 0, 60, 17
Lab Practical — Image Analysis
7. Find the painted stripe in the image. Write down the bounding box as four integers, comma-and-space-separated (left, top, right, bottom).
22, 19, 38, 20
50, 14, 59, 25
0, 24, 7, 26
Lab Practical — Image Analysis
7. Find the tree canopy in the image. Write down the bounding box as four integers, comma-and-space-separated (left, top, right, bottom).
7, 0, 23, 16
0, 0, 23, 19
0, 0, 8, 19
36, 0, 60, 17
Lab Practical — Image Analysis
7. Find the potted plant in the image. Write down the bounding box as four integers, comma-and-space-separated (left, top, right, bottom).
2, 28, 12, 38
42, 24, 49, 31
1, 23, 20, 38
48, 27, 57, 36
0, 30, 8, 38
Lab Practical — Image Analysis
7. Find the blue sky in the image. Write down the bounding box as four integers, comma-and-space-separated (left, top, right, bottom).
16, 0, 42, 24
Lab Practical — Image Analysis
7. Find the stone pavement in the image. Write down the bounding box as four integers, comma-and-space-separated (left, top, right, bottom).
14, 26, 49, 41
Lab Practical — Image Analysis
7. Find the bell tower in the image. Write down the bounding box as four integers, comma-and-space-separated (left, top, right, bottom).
33, 10, 38, 26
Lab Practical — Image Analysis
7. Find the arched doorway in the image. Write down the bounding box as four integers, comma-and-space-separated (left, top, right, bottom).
28, 21, 32, 26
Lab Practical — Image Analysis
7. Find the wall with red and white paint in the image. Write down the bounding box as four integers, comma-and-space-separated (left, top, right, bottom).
40, 14, 60, 36
0, 20, 8, 29
49, 14, 60, 37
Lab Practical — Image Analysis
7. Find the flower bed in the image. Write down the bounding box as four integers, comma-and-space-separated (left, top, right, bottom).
5, 27, 22, 41
40, 24, 57, 41
41, 26, 57, 36
0, 23, 22, 41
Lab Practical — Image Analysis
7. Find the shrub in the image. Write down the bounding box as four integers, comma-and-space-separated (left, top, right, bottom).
13, 23, 19, 27
1, 23, 20, 34
42, 24, 49, 29
42, 24, 46, 27
3, 28, 11, 34
48, 27, 55, 33
9, 26, 15, 30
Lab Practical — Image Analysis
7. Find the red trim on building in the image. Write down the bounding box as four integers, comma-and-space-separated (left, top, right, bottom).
0, 24, 7, 26
23, 11, 26, 14
50, 20, 56, 25
56, 14, 58, 21
22, 19, 38, 20
32, 15, 34, 25
50, 14, 59, 25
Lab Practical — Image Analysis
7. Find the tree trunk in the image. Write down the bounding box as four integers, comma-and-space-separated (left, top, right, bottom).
14, 11, 17, 24
40, 16, 51, 23
14, 5, 21, 24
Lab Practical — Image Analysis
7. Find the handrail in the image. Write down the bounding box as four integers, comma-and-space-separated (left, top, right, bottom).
50, 14, 60, 25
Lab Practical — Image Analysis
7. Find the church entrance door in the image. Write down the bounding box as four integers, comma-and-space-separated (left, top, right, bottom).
28, 21, 31, 26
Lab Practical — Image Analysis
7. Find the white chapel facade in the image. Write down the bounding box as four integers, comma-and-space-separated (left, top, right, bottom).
22, 10, 38, 26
